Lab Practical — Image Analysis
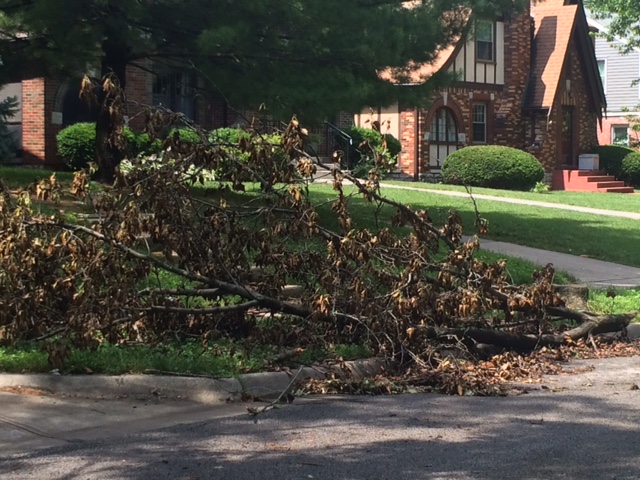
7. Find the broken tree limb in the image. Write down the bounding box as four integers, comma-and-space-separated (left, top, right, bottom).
33, 221, 313, 319
415, 311, 637, 351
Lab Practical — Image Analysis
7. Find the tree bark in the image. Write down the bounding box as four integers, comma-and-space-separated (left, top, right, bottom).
418, 311, 637, 351
94, 40, 129, 184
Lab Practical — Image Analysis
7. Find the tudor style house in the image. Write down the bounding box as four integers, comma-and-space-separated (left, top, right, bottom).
355, 0, 612, 191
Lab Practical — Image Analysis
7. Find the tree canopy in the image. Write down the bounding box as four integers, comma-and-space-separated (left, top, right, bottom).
0, 0, 527, 117
0, 0, 525, 180
586, 0, 640, 51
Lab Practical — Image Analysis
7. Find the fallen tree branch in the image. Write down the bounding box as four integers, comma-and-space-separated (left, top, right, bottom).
140, 301, 259, 315
138, 287, 220, 297
416, 311, 637, 350
247, 366, 304, 416
31, 221, 313, 319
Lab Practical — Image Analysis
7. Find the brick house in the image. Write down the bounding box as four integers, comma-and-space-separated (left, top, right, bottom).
355, 0, 610, 191
0, 61, 276, 167
1, 56, 356, 167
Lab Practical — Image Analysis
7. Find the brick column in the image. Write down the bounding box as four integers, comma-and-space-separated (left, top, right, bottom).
21, 77, 61, 166
21, 78, 46, 163
399, 108, 416, 176
124, 63, 152, 131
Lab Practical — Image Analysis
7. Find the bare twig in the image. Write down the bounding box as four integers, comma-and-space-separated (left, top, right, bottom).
247, 366, 305, 416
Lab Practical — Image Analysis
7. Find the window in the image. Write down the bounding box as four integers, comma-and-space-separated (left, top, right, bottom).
476, 21, 494, 62
597, 59, 606, 93
612, 125, 629, 146
429, 108, 457, 143
472, 104, 487, 143
152, 67, 197, 120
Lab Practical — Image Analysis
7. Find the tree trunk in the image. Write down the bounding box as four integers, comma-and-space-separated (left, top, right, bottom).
94, 43, 128, 184
417, 311, 637, 351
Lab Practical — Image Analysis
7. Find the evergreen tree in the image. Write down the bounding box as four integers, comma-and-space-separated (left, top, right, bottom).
0, 0, 524, 181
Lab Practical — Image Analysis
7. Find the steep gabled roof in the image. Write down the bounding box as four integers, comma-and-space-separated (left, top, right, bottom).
526, 0, 578, 109
379, 42, 459, 85
525, 0, 606, 114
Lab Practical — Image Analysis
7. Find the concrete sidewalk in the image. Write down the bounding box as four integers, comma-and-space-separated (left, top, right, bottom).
475, 237, 640, 287
374, 181, 640, 287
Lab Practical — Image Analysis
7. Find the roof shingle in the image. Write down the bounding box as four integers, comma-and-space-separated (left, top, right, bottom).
526, 0, 578, 109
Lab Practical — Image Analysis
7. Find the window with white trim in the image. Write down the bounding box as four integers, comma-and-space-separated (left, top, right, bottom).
429, 107, 458, 143
475, 21, 494, 62
597, 59, 606, 93
472, 104, 487, 143
612, 125, 629, 146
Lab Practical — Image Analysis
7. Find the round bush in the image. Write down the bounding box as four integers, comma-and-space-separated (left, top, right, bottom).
56, 122, 97, 170
343, 126, 401, 168
593, 145, 635, 179
621, 152, 640, 187
442, 146, 544, 190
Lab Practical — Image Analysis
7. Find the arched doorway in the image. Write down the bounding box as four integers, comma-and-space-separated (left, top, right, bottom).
59, 79, 99, 127
428, 107, 459, 168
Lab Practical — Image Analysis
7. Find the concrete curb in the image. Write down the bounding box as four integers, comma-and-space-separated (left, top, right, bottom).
0, 358, 394, 404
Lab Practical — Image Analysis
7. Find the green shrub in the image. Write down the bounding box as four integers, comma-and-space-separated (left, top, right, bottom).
442, 146, 544, 190
621, 152, 640, 187
128, 132, 162, 157
57, 123, 165, 170
343, 126, 401, 169
56, 122, 97, 170
209, 127, 284, 182
593, 145, 635, 179
168, 127, 201, 144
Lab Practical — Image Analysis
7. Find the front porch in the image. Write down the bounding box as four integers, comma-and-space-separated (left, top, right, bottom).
552, 169, 635, 193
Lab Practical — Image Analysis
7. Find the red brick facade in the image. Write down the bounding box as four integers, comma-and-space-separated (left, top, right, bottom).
394, 3, 604, 185
16, 63, 232, 166
21, 77, 62, 166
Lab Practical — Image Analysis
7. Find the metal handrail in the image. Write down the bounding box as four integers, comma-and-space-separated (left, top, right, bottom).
324, 121, 352, 169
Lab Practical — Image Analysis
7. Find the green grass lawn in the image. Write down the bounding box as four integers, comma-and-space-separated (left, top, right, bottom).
308, 184, 640, 267
0, 166, 75, 189
383, 180, 640, 213
0, 340, 371, 376
589, 288, 640, 318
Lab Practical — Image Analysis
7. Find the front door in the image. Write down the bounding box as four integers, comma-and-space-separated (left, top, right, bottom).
560, 107, 574, 167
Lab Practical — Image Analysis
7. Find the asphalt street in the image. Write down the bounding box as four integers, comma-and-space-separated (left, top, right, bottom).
2, 356, 640, 480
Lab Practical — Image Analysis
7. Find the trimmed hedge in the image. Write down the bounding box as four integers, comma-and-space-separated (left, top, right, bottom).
593, 145, 635, 179
442, 145, 544, 190
622, 152, 640, 187
57, 122, 159, 170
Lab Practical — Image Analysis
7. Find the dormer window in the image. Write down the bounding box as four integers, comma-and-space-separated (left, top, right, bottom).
476, 20, 494, 62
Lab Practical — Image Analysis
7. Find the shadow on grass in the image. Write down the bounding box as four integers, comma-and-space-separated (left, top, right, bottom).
308, 186, 640, 268
4, 388, 640, 479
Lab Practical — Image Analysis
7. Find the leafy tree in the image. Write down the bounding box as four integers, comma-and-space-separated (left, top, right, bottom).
0, 0, 524, 181
585, 0, 640, 51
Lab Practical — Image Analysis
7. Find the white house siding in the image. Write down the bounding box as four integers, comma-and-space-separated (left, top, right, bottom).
594, 36, 640, 115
